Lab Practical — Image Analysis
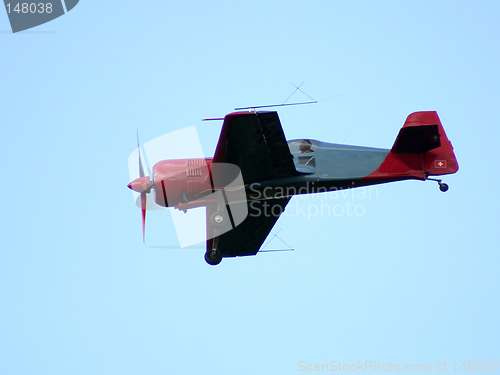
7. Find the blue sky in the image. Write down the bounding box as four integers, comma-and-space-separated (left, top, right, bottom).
1, 1, 499, 374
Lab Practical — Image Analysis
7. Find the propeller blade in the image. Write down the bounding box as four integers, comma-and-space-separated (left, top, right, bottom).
137, 131, 145, 178
141, 192, 147, 242
137, 131, 147, 242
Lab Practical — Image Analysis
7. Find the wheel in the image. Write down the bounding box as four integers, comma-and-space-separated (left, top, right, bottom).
439, 183, 449, 192
205, 250, 222, 266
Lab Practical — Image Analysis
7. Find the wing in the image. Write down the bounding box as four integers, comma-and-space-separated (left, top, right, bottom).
212, 111, 297, 183
206, 197, 291, 257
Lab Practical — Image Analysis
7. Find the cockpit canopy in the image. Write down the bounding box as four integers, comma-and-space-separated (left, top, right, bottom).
287, 139, 318, 173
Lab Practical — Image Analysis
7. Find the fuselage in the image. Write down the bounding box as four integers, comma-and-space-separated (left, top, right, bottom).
149, 139, 414, 210
147, 134, 456, 211
243, 139, 399, 201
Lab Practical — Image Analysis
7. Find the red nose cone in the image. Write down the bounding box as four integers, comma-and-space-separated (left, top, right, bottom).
127, 176, 152, 193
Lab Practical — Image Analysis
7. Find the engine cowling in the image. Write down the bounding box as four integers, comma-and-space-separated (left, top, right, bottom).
153, 158, 212, 207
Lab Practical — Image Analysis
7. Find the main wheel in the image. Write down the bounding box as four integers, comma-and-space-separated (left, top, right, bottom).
205, 251, 222, 266
439, 183, 449, 192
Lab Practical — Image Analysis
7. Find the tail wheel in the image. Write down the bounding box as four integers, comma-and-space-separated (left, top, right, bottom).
427, 178, 450, 193
439, 183, 449, 192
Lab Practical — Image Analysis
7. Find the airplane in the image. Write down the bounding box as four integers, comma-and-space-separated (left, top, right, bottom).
127, 110, 458, 265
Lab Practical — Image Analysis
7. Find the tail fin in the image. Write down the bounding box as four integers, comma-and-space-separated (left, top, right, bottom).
395, 111, 458, 176
369, 111, 459, 180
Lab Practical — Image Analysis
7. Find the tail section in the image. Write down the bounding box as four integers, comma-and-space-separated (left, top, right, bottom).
393, 111, 458, 176
366, 111, 459, 181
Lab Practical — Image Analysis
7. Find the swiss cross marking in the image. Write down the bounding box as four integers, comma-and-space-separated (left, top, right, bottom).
434, 160, 447, 168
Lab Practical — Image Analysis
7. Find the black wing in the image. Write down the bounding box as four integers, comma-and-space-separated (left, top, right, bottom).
212, 111, 297, 183
206, 197, 291, 257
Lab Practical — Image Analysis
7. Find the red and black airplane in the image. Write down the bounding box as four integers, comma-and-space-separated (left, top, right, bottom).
128, 111, 458, 265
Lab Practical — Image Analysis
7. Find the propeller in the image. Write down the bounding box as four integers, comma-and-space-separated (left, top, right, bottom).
127, 133, 153, 242
126, 125, 207, 247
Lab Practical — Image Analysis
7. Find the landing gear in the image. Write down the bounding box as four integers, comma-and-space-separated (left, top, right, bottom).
428, 178, 449, 192
205, 250, 222, 266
